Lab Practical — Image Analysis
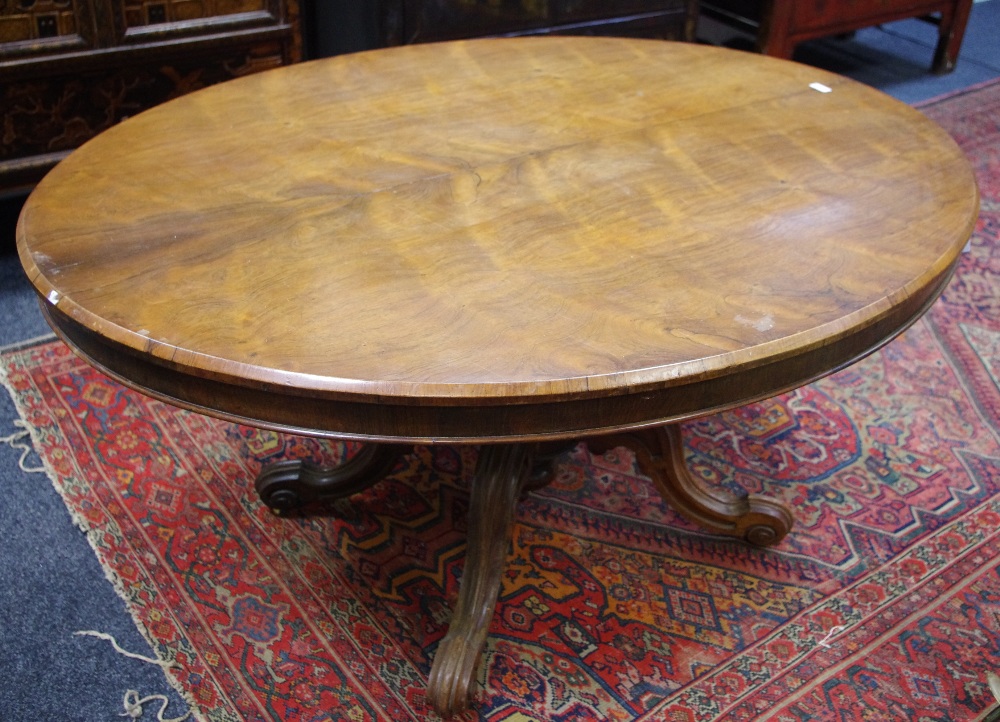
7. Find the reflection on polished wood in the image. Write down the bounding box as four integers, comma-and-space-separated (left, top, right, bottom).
18, 39, 978, 444
17, 36, 979, 719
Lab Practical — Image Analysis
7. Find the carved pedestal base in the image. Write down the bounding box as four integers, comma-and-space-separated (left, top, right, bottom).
251, 423, 794, 717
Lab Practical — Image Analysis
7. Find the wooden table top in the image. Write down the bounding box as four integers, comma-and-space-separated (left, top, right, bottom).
17, 37, 979, 442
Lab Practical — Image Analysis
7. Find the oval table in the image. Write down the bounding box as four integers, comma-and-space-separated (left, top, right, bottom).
16, 37, 978, 717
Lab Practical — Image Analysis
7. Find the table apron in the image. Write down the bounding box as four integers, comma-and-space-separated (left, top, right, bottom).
39, 261, 957, 444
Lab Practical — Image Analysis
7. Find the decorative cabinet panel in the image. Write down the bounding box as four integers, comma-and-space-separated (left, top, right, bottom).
1, 0, 301, 193
1, 1, 87, 45
379, 0, 699, 47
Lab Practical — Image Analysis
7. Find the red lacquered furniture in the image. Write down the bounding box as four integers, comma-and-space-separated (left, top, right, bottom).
703, 0, 974, 73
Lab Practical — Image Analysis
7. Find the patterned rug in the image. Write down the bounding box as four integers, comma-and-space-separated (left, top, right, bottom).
3, 80, 1000, 722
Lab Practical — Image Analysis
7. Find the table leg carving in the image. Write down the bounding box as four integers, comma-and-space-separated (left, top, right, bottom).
523, 440, 576, 495
426, 443, 532, 717
585, 424, 794, 547
254, 443, 405, 513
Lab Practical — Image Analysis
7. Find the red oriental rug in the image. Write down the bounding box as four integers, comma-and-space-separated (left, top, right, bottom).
3, 80, 1000, 722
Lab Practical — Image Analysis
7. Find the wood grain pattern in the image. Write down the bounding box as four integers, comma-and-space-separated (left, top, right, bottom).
18, 36, 979, 443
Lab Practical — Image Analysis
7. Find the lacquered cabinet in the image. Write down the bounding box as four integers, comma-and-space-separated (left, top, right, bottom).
701, 0, 972, 73
0, 0, 301, 193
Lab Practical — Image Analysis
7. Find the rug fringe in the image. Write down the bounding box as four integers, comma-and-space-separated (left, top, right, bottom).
74, 632, 190, 722
0, 419, 45, 473
74, 630, 180, 670
120, 690, 192, 722
0, 356, 207, 722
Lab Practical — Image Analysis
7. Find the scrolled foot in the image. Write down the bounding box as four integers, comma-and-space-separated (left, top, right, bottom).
255, 462, 310, 512
737, 496, 795, 547
253, 443, 405, 513
585, 424, 794, 547
746, 524, 778, 547
426, 629, 489, 718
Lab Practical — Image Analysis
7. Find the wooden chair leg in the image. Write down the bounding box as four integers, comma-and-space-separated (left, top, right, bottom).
931, 0, 973, 74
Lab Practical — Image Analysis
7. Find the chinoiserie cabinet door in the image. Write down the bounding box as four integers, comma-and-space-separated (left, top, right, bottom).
382, 0, 698, 46
0, 0, 301, 193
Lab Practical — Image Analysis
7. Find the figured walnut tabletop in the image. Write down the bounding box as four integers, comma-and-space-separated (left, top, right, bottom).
17, 37, 978, 716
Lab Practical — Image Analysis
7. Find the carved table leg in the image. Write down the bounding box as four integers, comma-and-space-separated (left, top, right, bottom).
425, 443, 533, 717
523, 440, 576, 495
586, 424, 794, 547
254, 443, 405, 513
